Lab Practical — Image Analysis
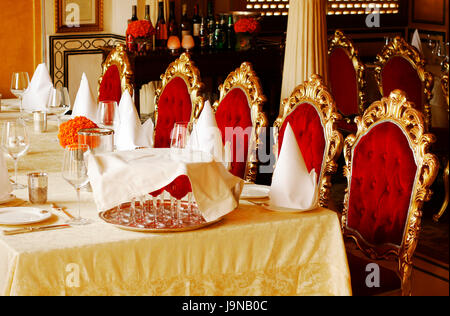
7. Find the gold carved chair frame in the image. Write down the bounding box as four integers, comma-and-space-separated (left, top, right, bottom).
154, 53, 204, 133
273, 75, 344, 208
98, 43, 134, 99
342, 90, 439, 295
374, 36, 434, 130
212, 62, 268, 183
328, 29, 367, 117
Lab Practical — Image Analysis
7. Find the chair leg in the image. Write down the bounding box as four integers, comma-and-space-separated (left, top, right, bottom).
433, 161, 449, 222
399, 259, 413, 296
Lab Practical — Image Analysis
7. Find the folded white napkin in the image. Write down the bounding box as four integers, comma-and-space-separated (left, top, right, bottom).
22, 63, 53, 112
87, 148, 243, 222
71, 73, 98, 122
189, 100, 227, 163
411, 29, 422, 53
269, 123, 318, 211
0, 153, 12, 200
116, 90, 154, 150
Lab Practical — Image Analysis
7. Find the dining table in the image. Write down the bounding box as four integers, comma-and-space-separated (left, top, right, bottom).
0, 100, 351, 296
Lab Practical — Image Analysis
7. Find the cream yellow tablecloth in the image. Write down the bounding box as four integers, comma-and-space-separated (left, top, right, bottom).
0, 108, 351, 296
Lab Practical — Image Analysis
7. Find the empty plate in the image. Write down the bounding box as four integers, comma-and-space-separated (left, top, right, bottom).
241, 184, 271, 199
0, 207, 52, 225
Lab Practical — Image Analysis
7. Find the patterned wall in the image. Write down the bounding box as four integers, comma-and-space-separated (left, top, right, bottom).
49, 33, 125, 89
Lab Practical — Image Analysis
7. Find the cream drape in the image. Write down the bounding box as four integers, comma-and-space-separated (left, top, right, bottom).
280, 0, 328, 103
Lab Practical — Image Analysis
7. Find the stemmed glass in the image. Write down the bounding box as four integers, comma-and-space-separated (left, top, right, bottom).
47, 87, 71, 124
62, 143, 91, 225
10, 72, 30, 118
97, 101, 120, 131
1, 120, 30, 190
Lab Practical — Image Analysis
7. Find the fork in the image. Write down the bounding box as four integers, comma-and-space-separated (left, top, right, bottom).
51, 203, 75, 220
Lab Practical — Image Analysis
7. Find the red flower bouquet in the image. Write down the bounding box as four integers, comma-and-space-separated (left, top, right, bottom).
126, 20, 156, 39
58, 116, 98, 148
234, 17, 260, 34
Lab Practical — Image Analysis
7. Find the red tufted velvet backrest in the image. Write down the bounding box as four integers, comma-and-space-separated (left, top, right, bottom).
154, 76, 193, 148
346, 121, 417, 246
328, 47, 360, 116
99, 65, 122, 104
278, 102, 326, 183
215, 87, 253, 179
382, 56, 423, 112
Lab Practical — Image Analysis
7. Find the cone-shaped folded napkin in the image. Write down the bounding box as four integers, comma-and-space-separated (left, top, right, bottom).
189, 100, 225, 162
71, 73, 97, 122
116, 90, 154, 150
269, 123, 318, 211
411, 29, 422, 53
22, 63, 53, 112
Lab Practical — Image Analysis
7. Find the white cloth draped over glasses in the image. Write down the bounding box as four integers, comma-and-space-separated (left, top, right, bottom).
280, 0, 328, 103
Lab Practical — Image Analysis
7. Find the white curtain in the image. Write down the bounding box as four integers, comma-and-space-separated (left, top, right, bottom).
280, 0, 328, 103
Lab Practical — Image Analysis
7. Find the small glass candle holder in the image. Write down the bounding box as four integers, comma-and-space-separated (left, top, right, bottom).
28, 172, 48, 204
78, 128, 114, 154
167, 35, 181, 53
181, 35, 195, 52
32, 111, 47, 133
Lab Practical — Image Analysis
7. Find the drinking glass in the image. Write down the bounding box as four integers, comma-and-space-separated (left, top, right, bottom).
47, 87, 71, 123
10, 72, 30, 117
97, 101, 120, 131
1, 120, 30, 189
62, 143, 91, 225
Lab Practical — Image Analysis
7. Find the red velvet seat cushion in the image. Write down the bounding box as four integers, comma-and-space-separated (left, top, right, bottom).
98, 65, 122, 104
215, 88, 253, 179
381, 56, 423, 111
328, 47, 360, 116
278, 102, 325, 183
347, 122, 417, 246
154, 77, 192, 148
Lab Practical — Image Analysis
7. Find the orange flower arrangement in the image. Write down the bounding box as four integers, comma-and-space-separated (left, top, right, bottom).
126, 20, 156, 39
58, 116, 98, 148
234, 17, 260, 34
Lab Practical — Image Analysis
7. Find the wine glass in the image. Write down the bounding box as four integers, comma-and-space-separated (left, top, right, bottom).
10, 72, 30, 117
47, 87, 71, 123
97, 101, 120, 131
1, 120, 30, 190
61, 143, 91, 225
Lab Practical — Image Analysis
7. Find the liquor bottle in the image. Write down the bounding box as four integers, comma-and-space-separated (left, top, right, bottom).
167, 1, 178, 36
226, 14, 235, 50
180, 3, 191, 38
199, 17, 208, 50
144, 5, 151, 21
155, 0, 168, 48
213, 19, 225, 50
192, 4, 201, 46
206, 2, 215, 49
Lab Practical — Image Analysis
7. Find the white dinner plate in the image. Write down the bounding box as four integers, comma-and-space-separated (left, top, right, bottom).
0, 207, 52, 225
241, 184, 270, 199
0, 194, 16, 204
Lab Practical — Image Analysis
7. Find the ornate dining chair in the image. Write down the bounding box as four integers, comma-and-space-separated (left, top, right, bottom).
153, 53, 204, 148
342, 90, 439, 296
98, 44, 134, 104
213, 62, 268, 182
433, 59, 449, 222
328, 30, 366, 134
374, 36, 434, 130
273, 74, 343, 208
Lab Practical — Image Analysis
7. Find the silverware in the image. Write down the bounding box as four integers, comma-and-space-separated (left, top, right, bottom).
3, 224, 71, 236
246, 200, 269, 207
51, 203, 75, 220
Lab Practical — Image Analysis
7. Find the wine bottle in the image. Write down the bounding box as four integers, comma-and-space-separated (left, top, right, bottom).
156, 1, 168, 48
199, 17, 208, 50
168, 1, 178, 36
192, 4, 201, 45
180, 3, 191, 38
144, 5, 150, 22
226, 14, 235, 50
214, 18, 225, 50
128, 5, 138, 24
206, 1, 215, 49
